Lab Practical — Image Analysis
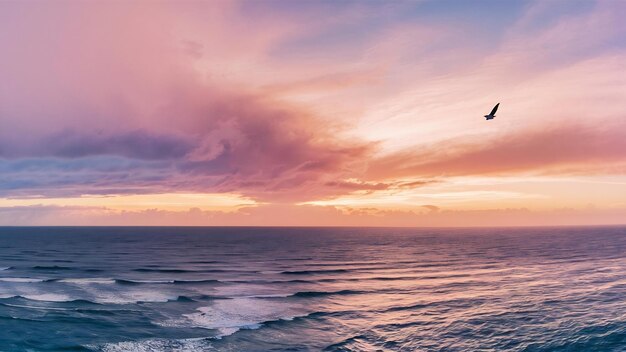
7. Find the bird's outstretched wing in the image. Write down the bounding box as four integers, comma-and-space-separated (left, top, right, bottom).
490, 103, 499, 115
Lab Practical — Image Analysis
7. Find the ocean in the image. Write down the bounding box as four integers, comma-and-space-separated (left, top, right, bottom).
0, 226, 624, 351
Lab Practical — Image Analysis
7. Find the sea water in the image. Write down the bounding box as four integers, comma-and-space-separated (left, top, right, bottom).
0, 226, 624, 351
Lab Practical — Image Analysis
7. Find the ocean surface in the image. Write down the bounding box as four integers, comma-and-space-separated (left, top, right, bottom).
0, 226, 625, 351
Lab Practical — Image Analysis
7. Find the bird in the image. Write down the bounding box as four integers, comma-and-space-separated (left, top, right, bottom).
484, 103, 499, 120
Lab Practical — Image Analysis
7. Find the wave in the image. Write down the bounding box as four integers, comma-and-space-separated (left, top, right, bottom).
367, 275, 422, 281
9, 293, 74, 302
176, 297, 312, 338
132, 268, 248, 274
322, 334, 369, 351
31, 265, 74, 271
382, 302, 430, 312
115, 279, 173, 285
232, 275, 433, 284
94, 292, 181, 305
0, 266, 13, 271
93, 337, 211, 352
291, 289, 366, 298
257, 311, 329, 325
211, 324, 262, 339
1, 302, 79, 311
170, 295, 197, 303
196, 316, 311, 339
115, 278, 221, 285
0, 296, 102, 305
1, 291, 191, 306
213, 311, 333, 339
172, 279, 222, 285
241, 290, 367, 299
132, 268, 196, 273
57, 278, 116, 284
0, 277, 45, 283
0, 315, 46, 323
223, 278, 314, 284
280, 269, 350, 275
243, 293, 293, 298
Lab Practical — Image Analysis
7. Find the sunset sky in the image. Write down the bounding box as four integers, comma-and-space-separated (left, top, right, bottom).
0, 0, 625, 226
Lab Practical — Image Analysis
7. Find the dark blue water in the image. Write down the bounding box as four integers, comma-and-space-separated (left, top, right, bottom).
0, 226, 625, 351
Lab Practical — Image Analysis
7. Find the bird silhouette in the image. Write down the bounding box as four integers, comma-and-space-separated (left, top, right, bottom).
484, 103, 499, 120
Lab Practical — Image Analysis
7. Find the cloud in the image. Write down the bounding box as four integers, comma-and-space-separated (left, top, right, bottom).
492, 0, 626, 71
0, 1, 376, 201
26, 130, 193, 160
0, 91, 375, 200
168, 93, 375, 200
421, 205, 440, 212
367, 123, 626, 180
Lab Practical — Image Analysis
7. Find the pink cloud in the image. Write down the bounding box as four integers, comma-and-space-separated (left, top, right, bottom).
0, 1, 379, 201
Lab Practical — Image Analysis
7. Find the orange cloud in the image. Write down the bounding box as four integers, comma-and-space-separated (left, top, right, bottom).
367, 123, 626, 180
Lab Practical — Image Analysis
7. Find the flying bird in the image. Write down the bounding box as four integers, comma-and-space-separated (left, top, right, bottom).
484, 103, 499, 120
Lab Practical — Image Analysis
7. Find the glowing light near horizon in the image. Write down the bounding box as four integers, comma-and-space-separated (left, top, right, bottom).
0, 193, 259, 212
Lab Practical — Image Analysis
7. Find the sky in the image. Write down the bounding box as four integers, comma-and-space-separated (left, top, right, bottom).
0, 0, 625, 226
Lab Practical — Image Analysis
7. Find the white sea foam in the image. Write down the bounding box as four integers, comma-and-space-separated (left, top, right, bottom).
211, 283, 292, 298
120, 279, 175, 284
213, 324, 263, 339
0, 267, 11, 271
0, 278, 45, 283
96, 337, 212, 352
58, 278, 116, 285
51, 279, 179, 304
87, 289, 177, 304
259, 270, 283, 274
213, 327, 241, 338
21, 293, 73, 302
1, 281, 174, 304
177, 297, 304, 337
2, 303, 73, 311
